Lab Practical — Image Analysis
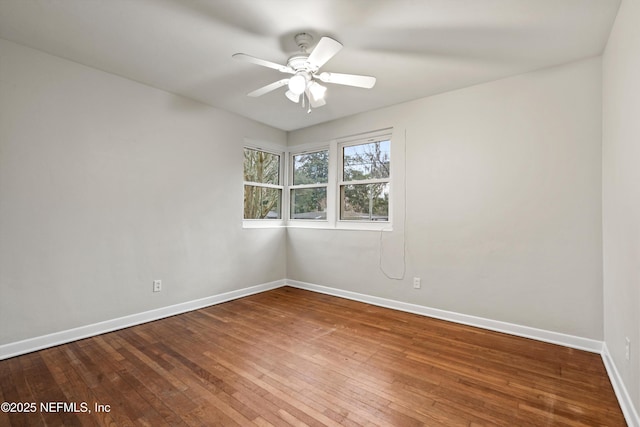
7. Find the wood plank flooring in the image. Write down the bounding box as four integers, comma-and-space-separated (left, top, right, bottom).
0, 287, 626, 426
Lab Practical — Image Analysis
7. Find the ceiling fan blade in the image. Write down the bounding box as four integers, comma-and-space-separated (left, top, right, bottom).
247, 79, 289, 97
307, 37, 343, 69
317, 72, 376, 89
233, 53, 293, 74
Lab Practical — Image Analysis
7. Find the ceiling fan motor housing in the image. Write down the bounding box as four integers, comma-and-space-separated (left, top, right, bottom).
287, 54, 314, 72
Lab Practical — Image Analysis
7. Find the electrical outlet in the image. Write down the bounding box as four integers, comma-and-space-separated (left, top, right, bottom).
413, 277, 421, 289
625, 337, 631, 361
153, 280, 162, 292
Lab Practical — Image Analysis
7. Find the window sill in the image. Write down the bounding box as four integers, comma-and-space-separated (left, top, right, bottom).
242, 220, 286, 229
243, 220, 393, 232
335, 221, 393, 232
285, 220, 393, 232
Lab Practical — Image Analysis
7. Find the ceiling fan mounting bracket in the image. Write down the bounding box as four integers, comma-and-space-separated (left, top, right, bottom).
294, 32, 314, 52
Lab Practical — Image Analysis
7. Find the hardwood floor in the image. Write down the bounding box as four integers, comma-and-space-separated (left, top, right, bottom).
0, 287, 625, 426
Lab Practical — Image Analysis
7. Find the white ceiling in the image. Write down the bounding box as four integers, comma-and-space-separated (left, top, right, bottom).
0, 0, 621, 131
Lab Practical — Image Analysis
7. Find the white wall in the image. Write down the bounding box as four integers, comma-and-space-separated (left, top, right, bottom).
288, 57, 603, 340
603, 0, 640, 417
0, 39, 287, 345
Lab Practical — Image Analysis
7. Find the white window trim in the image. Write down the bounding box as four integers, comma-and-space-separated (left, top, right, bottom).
242, 130, 398, 232
287, 128, 395, 232
335, 131, 392, 231
288, 146, 330, 225
242, 141, 286, 228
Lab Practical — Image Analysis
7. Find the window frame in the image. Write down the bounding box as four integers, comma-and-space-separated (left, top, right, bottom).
242, 130, 395, 231
242, 144, 285, 227
336, 132, 392, 230
285, 129, 394, 231
288, 147, 330, 223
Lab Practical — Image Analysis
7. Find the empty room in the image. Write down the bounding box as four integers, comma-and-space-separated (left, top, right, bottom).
0, 0, 638, 425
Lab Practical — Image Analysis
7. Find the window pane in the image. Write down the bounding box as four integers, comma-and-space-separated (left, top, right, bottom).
293, 150, 329, 185
244, 185, 281, 219
343, 140, 390, 181
340, 183, 389, 221
290, 188, 327, 220
244, 148, 280, 185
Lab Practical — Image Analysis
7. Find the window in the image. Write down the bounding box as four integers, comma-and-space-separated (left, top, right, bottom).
290, 149, 329, 220
244, 129, 394, 229
339, 138, 390, 221
243, 147, 282, 220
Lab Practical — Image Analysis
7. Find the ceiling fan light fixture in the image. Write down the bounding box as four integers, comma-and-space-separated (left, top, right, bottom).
285, 90, 300, 103
308, 81, 327, 101
288, 73, 307, 95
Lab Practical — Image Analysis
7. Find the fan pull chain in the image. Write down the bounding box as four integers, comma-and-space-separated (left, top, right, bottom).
301, 92, 311, 114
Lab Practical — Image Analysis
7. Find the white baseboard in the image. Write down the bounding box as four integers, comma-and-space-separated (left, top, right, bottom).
0, 278, 602, 359
0, 280, 285, 360
285, 279, 603, 353
602, 343, 640, 427
2, 278, 636, 427
287, 279, 640, 426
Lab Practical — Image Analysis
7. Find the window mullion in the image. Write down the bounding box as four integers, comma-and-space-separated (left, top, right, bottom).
244, 182, 283, 190
290, 183, 328, 190
339, 178, 390, 186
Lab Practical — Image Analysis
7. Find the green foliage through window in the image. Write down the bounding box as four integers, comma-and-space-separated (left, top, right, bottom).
290, 150, 329, 221
341, 183, 389, 221
244, 135, 392, 224
293, 151, 329, 185
291, 188, 327, 219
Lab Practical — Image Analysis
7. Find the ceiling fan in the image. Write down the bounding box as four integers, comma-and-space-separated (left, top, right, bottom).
233, 33, 376, 112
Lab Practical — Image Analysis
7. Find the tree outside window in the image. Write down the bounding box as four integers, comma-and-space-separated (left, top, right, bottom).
290, 150, 329, 220
244, 148, 282, 219
244, 132, 392, 227
340, 140, 390, 221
